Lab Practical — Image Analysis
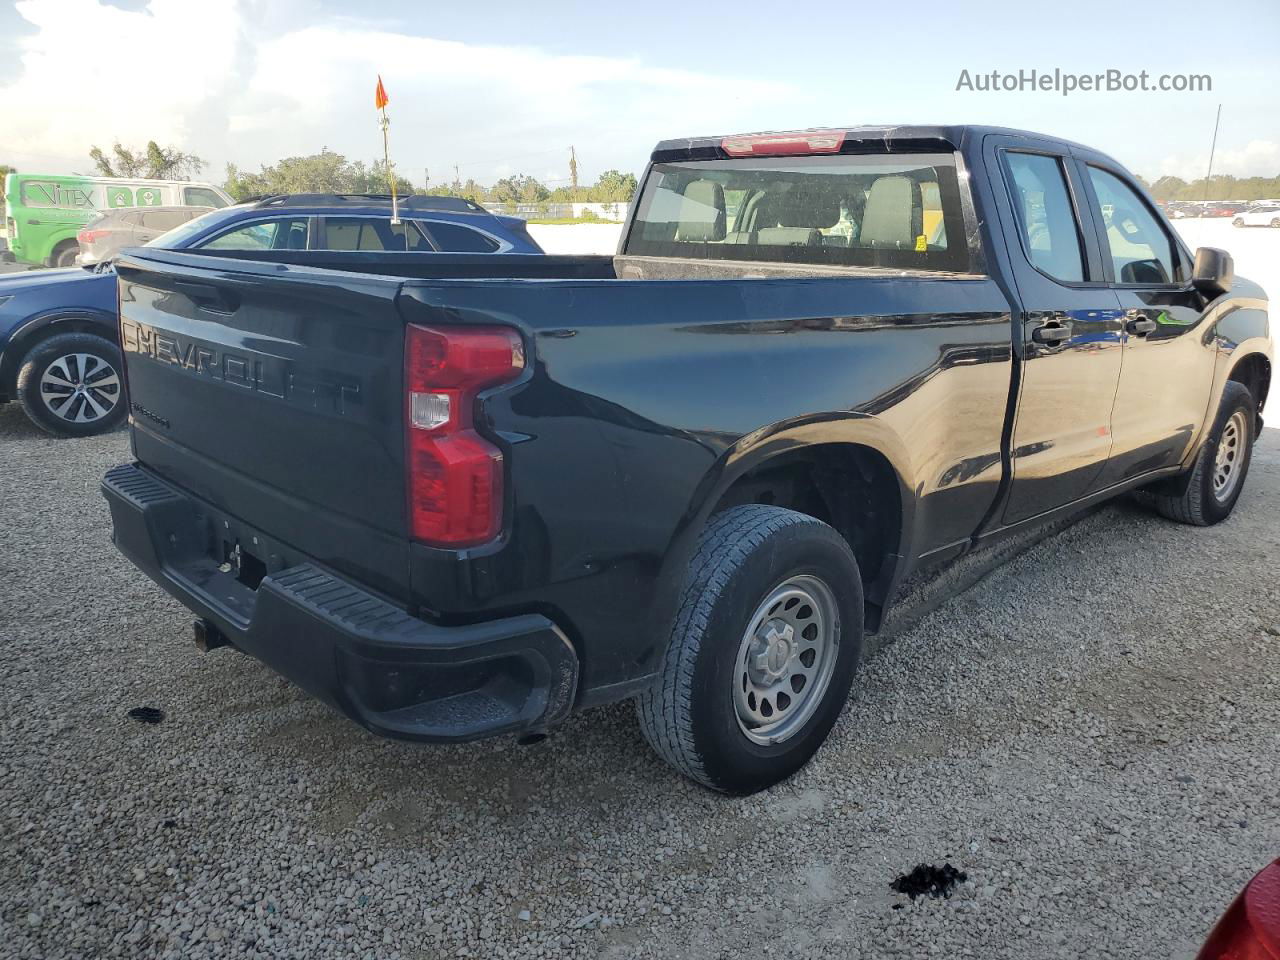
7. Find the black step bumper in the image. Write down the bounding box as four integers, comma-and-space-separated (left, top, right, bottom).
101, 462, 578, 742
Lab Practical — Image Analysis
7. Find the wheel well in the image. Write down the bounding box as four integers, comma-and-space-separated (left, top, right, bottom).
1, 316, 116, 394
1228, 354, 1271, 430
710, 443, 903, 624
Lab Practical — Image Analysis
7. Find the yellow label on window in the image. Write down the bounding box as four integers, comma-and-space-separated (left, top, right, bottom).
915, 234, 927, 252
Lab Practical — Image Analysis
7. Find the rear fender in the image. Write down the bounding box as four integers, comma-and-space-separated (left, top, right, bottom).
647, 413, 915, 657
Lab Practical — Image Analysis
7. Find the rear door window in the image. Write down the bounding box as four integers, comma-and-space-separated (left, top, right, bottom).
141, 210, 191, 231
1003, 152, 1086, 283
625, 153, 970, 271
319, 217, 432, 251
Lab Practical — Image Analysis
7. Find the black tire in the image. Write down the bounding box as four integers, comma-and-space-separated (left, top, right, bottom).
1232, 218, 1245, 228
1137, 381, 1255, 526
636, 505, 864, 794
15, 332, 127, 437
50, 242, 80, 268
1270, 218, 1280, 228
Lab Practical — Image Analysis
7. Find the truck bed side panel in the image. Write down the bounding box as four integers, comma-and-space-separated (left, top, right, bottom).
398, 274, 1014, 693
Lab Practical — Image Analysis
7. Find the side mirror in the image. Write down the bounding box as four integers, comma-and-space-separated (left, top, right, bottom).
1192, 247, 1234, 298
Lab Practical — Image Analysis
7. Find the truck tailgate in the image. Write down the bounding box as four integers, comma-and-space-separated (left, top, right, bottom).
114, 251, 411, 602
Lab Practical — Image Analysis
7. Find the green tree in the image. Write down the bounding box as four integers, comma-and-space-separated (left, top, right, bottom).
590, 169, 638, 202
89, 140, 204, 180
223, 149, 416, 201
1148, 175, 1189, 201
490, 174, 549, 204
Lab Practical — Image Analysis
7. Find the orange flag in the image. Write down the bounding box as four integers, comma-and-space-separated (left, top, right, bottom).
375, 75, 389, 111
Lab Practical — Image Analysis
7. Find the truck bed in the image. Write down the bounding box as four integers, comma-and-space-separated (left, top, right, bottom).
113, 247, 1013, 698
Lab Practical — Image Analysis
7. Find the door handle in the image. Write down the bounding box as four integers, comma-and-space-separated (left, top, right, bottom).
174, 280, 239, 312
1030, 319, 1073, 345
1125, 315, 1157, 336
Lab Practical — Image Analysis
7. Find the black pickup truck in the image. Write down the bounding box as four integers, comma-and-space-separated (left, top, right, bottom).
102, 125, 1272, 794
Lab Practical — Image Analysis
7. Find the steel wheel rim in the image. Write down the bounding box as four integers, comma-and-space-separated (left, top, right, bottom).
733, 574, 839, 746
1212, 410, 1248, 502
39, 352, 121, 423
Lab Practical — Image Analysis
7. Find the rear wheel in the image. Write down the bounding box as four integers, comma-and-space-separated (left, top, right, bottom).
1270, 217, 1280, 228
50, 241, 80, 268
15, 332, 126, 437
636, 505, 864, 794
1232, 218, 1245, 228
1136, 381, 1255, 526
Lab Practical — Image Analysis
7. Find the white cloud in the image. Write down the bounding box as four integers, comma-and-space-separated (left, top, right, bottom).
2, 0, 242, 171
1156, 139, 1280, 179
1, 0, 800, 183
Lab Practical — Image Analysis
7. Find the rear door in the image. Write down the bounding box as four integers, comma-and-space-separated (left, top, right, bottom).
1074, 156, 1217, 486
985, 136, 1127, 525
113, 250, 412, 601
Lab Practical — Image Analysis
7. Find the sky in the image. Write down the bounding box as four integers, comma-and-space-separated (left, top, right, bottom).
2, 0, 1279, 189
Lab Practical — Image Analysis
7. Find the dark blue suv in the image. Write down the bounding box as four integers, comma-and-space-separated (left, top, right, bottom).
0, 194, 542, 436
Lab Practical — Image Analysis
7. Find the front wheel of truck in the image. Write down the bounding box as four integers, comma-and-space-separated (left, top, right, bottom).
1136, 380, 1256, 526
636, 505, 864, 794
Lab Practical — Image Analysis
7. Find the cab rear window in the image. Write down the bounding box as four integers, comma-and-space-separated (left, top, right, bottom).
625, 153, 969, 272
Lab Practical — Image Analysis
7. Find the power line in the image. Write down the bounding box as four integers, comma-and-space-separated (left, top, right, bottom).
1202, 104, 1222, 202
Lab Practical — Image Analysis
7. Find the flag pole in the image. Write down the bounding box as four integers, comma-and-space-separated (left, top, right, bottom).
376, 75, 399, 224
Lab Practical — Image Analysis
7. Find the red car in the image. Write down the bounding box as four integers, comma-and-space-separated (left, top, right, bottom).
1198, 858, 1280, 959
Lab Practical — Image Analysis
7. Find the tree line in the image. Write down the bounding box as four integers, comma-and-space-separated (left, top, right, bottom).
4, 140, 1278, 205
0, 140, 639, 205
1139, 173, 1280, 202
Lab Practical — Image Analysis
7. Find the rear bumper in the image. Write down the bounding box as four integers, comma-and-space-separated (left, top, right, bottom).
101, 462, 578, 742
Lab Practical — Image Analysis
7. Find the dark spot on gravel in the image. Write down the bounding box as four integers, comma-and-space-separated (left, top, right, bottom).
127, 707, 164, 725
891, 863, 968, 900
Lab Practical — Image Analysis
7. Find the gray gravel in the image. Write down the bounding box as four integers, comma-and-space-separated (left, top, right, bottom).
1, 403, 1278, 960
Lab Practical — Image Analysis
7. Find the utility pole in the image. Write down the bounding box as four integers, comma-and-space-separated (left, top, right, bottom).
424, 167, 429, 191
569, 145, 579, 193
1202, 103, 1222, 203
454, 163, 461, 190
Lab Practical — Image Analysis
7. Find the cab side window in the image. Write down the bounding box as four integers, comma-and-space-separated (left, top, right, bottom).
1087, 167, 1177, 284
1004, 152, 1085, 283
183, 187, 227, 208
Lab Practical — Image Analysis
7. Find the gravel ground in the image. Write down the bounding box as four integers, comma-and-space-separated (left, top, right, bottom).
1, 406, 1278, 960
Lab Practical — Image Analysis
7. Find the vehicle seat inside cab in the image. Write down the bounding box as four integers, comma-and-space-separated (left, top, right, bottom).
858, 175, 924, 249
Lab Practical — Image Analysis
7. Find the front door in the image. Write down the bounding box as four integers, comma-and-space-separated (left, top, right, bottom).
1075, 161, 1217, 487
989, 143, 1127, 525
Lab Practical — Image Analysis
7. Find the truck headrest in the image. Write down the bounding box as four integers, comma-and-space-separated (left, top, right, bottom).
674, 180, 726, 242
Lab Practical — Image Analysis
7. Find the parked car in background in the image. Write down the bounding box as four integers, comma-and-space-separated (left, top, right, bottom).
3, 173, 232, 267
0, 193, 544, 436
1166, 201, 1199, 219
76, 206, 213, 266
100, 125, 1271, 794
1232, 204, 1280, 228
1205, 201, 1250, 218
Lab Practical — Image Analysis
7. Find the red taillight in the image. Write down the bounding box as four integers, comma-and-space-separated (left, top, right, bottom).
721, 129, 846, 157
405, 324, 524, 547
1198, 860, 1280, 960
78, 228, 108, 244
